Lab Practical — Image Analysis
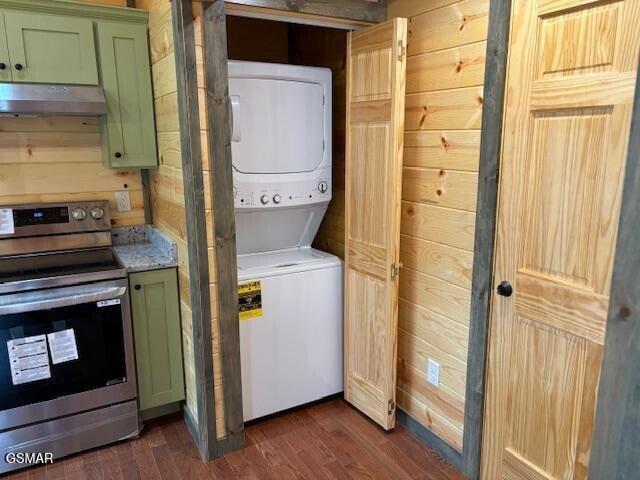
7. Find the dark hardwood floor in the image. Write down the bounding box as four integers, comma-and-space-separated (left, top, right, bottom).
4, 399, 464, 479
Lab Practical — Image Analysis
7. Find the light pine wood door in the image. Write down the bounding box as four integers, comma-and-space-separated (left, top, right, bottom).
482, 0, 640, 478
344, 18, 407, 430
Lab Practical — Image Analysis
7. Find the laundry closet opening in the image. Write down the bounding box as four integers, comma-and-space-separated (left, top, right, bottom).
224, 14, 349, 424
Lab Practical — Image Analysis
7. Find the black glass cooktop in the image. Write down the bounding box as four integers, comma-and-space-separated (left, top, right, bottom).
0, 248, 123, 284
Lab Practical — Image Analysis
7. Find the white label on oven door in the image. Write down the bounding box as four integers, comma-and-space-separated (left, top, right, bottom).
97, 298, 121, 307
47, 329, 79, 365
7, 335, 51, 385
0, 208, 14, 235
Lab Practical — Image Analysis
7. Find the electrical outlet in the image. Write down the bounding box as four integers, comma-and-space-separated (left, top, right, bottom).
427, 359, 440, 387
115, 191, 131, 212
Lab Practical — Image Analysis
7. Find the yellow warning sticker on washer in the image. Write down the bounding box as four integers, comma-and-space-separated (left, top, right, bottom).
238, 280, 263, 320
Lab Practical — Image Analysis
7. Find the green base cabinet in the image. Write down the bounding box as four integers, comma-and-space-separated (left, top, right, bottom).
97, 21, 157, 169
129, 268, 185, 419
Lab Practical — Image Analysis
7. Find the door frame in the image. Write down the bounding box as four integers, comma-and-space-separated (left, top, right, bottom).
170, 0, 382, 461
460, 0, 512, 477
588, 58, 640, 480
465, 1, 640, 480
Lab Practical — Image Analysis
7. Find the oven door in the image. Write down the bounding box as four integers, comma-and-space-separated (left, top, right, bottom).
0, 279, 136, 431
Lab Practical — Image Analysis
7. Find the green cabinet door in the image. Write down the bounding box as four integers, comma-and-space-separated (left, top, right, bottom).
4, 11, 98, 85
129, 268, 185, 413
97, 21, 157, 168
0, 13, 11, 82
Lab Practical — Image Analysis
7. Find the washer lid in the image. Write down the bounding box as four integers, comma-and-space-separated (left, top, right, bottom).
229, 77, 325, 174
237, 247, 341, 279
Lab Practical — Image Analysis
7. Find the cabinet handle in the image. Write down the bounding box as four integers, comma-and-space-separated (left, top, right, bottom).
0, 63, 6, 70
134, 284, 141, 291
14, 63, 23, 71
114, 152, 122, 159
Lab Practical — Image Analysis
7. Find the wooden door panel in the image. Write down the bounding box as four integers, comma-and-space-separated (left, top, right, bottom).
345, 269, 389, 426
482, 0, 640, 477
537, 2, 618, 78
344, 18, 407, 430
503, 316, 601, 479
515, 272, 608, 344
349, 122, 389, 245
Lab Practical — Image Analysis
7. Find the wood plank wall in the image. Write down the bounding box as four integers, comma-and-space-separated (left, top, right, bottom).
0, 0, 142, 225
0, 117, 144, 226
388, 0, 489, 451
136, 0, 202, 429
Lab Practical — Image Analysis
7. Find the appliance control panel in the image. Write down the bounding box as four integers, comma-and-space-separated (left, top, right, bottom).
0, 201, 111, 239
234, 176, 332, 209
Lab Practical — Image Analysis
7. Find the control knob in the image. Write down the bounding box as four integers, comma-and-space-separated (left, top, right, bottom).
273, 194, 281, 204
90, 207, 105, 220
260, 194, 270, 205
318, 181, 328, 194
71, 208, 87, 221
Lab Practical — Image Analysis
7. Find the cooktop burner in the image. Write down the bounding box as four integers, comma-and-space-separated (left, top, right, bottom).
0, 248, 124, 292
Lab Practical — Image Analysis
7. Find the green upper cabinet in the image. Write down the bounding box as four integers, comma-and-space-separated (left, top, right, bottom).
129, 268, 185, 413
97, 21, 157, 169
3, 11, 98, 85
0, 13, 10, 82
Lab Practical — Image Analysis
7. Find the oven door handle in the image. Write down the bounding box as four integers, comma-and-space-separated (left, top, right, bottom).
0, 286, 126, 315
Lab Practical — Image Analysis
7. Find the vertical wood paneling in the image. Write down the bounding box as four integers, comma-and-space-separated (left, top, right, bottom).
390, 0, 488, 452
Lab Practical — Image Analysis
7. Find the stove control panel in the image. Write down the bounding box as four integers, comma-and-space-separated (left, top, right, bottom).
0, 201, 111, 239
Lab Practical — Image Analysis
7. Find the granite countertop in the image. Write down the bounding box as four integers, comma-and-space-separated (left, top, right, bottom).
112, 225, 178, 273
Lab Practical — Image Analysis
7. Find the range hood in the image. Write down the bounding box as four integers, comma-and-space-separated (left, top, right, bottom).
0, 84, 107, 116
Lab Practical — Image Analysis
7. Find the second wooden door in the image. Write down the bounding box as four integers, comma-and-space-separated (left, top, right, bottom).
482, 0, 640, 478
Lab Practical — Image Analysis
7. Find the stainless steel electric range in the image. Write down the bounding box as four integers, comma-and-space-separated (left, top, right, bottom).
0, 201, 138, 474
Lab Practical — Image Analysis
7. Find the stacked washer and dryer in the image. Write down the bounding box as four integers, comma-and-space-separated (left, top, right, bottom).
228, 61, 344, 421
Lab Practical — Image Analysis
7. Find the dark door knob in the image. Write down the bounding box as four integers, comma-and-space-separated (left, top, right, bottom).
114, 151, 122, 159
497, 281, 513, 297
0, 63, 6, 70
14, 63, 23, 71
134, 284, 141, 291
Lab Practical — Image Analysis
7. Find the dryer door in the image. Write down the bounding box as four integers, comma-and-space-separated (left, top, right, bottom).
229, 76, 325, 174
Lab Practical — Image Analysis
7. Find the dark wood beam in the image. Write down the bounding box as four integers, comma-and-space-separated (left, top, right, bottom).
220, 0, 385, 23
462, 0, 512, 478
171, 0, 219, 460
201, 0, 245, 456
589, 60, 640, 480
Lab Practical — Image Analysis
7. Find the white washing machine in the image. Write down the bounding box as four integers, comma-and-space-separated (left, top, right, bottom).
229, 61, 343, 422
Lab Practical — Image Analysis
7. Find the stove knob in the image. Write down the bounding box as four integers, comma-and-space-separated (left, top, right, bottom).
260, 194, 270, 205
318, 181, 328, 194
90, 207, 105, 220
273, 194, 281, 204
71, 208, 87, 221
